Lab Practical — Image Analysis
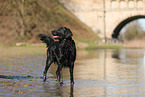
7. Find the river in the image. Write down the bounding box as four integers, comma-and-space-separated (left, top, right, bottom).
0, 47, 145, 96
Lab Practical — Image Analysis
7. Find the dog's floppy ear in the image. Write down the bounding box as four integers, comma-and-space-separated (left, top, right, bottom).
64, 27, 73, 38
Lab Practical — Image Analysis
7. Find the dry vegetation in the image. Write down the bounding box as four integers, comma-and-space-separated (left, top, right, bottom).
119, 20, 145, 48
0, 0, 99, 46
122, 39, 145, 48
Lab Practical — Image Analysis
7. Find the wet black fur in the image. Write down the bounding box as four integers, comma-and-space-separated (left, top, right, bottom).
38, 27, 76, 84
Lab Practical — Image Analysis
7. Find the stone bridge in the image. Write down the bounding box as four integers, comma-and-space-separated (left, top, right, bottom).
59, 0, 145, 40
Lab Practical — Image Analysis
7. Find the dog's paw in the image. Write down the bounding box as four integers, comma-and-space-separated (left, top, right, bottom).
59, 82, 64, 85
71, 81, 74, 85
43, 76, 46, 82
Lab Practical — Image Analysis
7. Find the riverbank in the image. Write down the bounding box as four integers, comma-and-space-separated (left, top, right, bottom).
0, 39, 144, 49
87, 39, 145, 49
0, 0, 99, 46
122, 39, 145, 49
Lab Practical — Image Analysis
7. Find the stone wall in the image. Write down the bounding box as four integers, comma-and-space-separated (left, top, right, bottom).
59, 0, 145, 39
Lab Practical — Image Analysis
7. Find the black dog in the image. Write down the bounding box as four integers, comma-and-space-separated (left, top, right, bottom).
38, 27, 76, 84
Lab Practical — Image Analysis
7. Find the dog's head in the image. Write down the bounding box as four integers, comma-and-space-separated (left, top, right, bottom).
51, 27, 73, 40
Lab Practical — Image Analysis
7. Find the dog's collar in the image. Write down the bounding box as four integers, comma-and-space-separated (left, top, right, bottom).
66, 40, 73, 47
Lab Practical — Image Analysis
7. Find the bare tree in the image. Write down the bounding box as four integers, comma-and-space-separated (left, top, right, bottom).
11, 0, 37, 37
0, 0, 11, 23
120, 20, 145, 41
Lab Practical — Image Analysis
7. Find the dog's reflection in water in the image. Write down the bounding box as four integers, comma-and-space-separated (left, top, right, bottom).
43, 82, 74, 97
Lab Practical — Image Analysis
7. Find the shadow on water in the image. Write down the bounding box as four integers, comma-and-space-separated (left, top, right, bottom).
0, 75, 57, 80
0, 75, 34, 79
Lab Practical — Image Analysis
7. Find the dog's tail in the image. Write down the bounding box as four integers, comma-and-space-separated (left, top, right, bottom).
38, 34, 54, 47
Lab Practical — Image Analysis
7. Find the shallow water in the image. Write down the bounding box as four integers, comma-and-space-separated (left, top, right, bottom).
0, 47, 145, 96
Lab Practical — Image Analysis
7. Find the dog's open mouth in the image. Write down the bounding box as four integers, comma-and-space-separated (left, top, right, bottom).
53, 36, 61, 39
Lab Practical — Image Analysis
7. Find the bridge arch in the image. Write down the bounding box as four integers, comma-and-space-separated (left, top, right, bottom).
112, 15, 145, 39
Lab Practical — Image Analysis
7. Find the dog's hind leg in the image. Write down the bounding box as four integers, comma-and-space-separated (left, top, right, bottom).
43, 58, 53, 82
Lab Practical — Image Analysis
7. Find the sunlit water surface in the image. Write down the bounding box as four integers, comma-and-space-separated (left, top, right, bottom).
0, 48, 145, 97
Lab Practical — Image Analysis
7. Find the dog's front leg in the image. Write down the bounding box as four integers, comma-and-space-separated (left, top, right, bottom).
56, 64, 63, 84
69, 63, 74, 84
43, 58, 53, 82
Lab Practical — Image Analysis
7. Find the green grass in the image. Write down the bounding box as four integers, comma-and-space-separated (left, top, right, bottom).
0, 46, 46, 58
0, 44, 3, 47
87, 42, 125, 49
